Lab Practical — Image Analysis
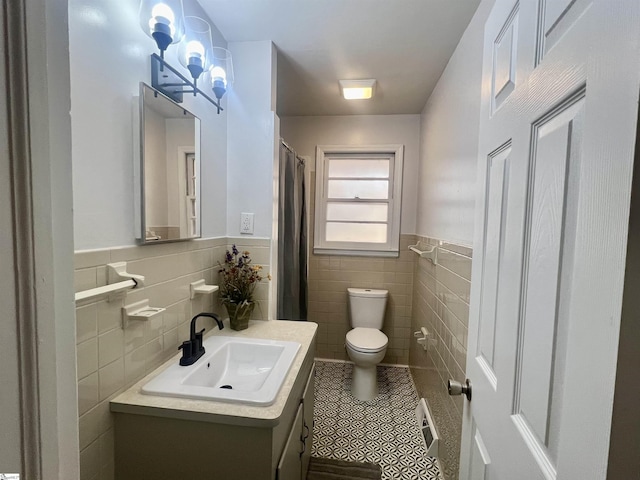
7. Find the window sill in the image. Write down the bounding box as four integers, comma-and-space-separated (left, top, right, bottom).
313, 247, 399, 258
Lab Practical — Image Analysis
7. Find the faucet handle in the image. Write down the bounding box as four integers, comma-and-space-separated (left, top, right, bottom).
179, 340, 194, 366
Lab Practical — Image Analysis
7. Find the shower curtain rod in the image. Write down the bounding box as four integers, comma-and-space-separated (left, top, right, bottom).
280, 139, 305, 164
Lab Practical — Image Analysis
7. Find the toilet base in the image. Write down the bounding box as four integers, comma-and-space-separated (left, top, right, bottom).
351, 363, 378, 401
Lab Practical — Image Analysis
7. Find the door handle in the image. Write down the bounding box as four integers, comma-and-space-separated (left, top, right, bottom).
448, 379, 472, 401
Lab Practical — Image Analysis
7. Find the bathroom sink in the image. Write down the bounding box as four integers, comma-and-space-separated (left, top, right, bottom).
141, 336, 300, 405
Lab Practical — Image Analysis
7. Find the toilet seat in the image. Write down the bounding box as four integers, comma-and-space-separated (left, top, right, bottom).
346, 328, 388, 353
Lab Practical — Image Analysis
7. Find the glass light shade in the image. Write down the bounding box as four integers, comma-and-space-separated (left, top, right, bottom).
139, 0, 185, 55
209, 47, 234, 101
178, 16, 213, 81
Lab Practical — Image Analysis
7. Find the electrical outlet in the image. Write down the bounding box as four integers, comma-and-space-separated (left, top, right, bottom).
240, 213, 254, 234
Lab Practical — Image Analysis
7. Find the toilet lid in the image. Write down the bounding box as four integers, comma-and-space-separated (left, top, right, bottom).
346, 328, 388, 353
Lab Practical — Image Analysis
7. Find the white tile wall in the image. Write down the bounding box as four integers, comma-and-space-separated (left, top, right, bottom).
74, 236, 272, 480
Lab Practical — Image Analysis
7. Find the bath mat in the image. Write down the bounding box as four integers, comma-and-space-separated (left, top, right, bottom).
307, 457, 382, 480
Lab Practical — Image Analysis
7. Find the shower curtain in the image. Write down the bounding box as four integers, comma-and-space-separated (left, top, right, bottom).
277, 141, 307, 320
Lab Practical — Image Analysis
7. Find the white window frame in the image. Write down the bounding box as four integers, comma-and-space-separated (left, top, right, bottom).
314, 144, 404, 257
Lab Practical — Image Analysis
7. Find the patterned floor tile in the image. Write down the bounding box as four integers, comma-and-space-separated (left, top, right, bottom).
312, 361, 443, 480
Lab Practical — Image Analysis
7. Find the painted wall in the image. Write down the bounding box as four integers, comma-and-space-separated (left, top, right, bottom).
409, 3, 493, 479
226, 41, 277, 237
280, 114, 420, 234
69, 0, 228, 250
416, 0, 495, 247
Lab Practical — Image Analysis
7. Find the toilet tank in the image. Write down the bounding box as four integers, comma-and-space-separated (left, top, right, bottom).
347, 288, 388, 329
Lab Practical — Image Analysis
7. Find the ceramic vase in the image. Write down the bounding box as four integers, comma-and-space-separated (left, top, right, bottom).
225, 302, 254, 331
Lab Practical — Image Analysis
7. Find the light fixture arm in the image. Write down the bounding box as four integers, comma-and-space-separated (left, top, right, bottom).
150, 54, 223, 113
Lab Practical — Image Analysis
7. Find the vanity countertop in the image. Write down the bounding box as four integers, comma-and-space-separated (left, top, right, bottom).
110, 320, 317, 427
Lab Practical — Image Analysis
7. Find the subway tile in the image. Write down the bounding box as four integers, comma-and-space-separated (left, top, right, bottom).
77, 372, 99, 416
100, 460, 115, 480
124, 346, 146, 385
98, 329, 123, 368
437, 248, 472, 281
145, 313, 165, 342
440, 242, 473, 258
435, 264, 471, 304
95, 397, 115, 434
96, 266, 107, 288
226, 237, 271, 248
163, 328, 178, 356
109, 240, 194, 263
76, 304, 98, 344
98, 358, 124, 401
77, 338, 98, 380
79, 405, 102, 450
80, 439, 100, 480
97, 301, 122, 334
75, 249, 111, 270
75, 268, 97, 293
144, 337, 164, 371
124, 319, 145, 354
99, 429, 114, 471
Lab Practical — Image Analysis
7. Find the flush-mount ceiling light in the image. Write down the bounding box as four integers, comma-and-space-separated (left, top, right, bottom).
339, 79, 376, 100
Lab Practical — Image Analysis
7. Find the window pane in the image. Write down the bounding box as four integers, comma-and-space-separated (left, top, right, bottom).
326, 223, 387, 243
328, 158, 390, 178
326, 203, 388, 222
328, 180, 389, 199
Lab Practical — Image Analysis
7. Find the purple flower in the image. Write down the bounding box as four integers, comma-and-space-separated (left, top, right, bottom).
232, 244, 239, 255
226, 251, 233, 263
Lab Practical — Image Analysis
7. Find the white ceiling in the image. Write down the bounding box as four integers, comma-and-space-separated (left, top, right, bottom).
199, 1, 481, 117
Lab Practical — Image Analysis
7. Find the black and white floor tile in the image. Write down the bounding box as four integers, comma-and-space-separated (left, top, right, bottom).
312, 361, 443, 480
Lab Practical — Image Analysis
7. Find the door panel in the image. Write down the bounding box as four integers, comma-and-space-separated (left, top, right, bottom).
491, 5, 519, 113
515, 95, 584, 468
537, 0, 593, 63
476, 144, 511, 388
469, 424, 492, 480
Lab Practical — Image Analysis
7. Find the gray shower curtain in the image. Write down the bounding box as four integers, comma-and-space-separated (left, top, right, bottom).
277, 142, 307, 320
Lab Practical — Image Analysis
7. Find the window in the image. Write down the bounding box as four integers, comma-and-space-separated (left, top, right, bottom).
314, 145, 404, 256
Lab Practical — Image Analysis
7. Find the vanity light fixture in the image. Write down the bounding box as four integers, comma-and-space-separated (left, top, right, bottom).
142, 5, 225, 113
209, 47, 234, 114
339, 79, 377, 100
177, 16, 213, 88
139, 0, 185, 59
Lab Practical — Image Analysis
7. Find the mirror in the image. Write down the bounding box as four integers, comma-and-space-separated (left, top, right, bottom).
139, 83, 201, 243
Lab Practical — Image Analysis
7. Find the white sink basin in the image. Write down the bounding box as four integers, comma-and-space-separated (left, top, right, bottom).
141, 335, 300, 406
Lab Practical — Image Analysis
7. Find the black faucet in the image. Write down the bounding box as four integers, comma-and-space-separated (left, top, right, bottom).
178, 312, 224, 366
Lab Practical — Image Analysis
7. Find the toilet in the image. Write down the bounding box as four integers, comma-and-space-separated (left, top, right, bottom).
345, 288, 389, 401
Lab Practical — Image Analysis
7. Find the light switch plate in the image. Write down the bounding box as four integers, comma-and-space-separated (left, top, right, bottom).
240, 213, 254, 234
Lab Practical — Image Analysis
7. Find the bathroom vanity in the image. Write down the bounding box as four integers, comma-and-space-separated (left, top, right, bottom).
110, 320, 317, 480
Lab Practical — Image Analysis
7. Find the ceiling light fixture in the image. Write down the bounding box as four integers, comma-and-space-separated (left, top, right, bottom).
339, 79, 376, 100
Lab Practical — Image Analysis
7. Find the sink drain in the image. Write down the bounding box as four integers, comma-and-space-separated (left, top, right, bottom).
220, 385, 233, 389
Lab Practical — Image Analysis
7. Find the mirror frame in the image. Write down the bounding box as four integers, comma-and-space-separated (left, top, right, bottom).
138, 82, 201, 244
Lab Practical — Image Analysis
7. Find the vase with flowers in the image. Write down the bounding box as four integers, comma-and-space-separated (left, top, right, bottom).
218, 245, 268, 330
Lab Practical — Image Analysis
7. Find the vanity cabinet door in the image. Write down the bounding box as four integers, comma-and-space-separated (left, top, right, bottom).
301, 364, 315, 477
277, 403, 304, 480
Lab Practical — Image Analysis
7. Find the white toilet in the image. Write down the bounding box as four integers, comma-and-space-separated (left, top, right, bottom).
345, 288, 389, 401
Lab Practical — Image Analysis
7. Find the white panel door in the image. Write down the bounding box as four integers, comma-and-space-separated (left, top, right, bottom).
460, 0, 640, 479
